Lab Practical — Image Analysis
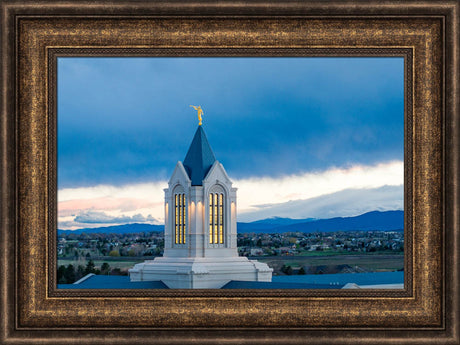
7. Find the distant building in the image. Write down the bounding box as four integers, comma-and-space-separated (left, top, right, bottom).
129, 125, 272, 288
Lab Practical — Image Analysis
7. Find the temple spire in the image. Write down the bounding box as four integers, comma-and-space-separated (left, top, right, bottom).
182, 126, 216, 186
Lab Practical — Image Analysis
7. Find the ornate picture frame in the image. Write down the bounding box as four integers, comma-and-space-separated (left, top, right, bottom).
1, 1, 458, 344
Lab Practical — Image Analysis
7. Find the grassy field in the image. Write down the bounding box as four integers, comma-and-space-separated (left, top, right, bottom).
256, 253, 404, 273
293, 250, 403, 257
58, 252, 404, 274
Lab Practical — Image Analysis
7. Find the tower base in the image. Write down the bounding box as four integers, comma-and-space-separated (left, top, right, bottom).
128, 256, 273, 289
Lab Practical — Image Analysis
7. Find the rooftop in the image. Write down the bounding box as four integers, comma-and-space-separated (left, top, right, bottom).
57, 272, 404, 290
182, 126, 216, 186
57, 274, 346, 289
58, 274, 168, 289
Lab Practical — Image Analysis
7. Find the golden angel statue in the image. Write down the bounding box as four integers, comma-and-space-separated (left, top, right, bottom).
190, 105, 204, 126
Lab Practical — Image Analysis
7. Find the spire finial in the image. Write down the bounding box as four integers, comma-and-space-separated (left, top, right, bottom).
190, 105, 203, 126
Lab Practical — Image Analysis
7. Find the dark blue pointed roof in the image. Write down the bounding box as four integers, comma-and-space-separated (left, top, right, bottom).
183, 126, 216, 186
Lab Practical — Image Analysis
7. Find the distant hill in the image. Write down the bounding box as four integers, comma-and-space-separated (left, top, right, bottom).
237, 210, 404, 233
237, 217, 314, 232
58, 223, 164, 235
58, 210, 403, 235
251, 216, 316, 226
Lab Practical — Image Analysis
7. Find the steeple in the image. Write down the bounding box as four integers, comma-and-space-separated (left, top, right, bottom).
183, 126, 216, 186
129, 124, 273, 288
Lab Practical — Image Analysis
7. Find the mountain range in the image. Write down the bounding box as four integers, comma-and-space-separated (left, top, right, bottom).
238, 210, 403, 233
57, 223, 164, 235
58, 210, 403, 235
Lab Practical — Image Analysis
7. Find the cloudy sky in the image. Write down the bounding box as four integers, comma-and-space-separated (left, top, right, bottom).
58, 57, 404, 229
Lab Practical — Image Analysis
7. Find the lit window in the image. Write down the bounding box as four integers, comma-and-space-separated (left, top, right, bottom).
219, 194, 223, 243
209, 192, 224, 244
174, 193, 186, 244
209, 195, 213, 244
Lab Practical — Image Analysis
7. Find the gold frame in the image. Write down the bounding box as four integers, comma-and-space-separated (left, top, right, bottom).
1, 1, 458, 344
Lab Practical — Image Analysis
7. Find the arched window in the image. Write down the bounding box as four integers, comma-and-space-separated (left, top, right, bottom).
209, 186, 225, 244
174, 188, 186, 244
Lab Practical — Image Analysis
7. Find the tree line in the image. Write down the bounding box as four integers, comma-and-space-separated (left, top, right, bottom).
57, 260, 124, 284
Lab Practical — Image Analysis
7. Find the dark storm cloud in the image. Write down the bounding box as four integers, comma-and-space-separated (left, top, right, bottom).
57, 57, 403, 188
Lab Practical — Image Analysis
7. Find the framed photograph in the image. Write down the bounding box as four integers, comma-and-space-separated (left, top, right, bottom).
55, 55, 406, 291
1, 1, 458, 344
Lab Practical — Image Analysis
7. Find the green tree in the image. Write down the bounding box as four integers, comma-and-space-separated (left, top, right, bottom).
109, 250, 120, 257
76, 265, 85, 280
85, 259, 96, 275
57, 265, 67, 283
64, 264, 76, 283
100, 262, 110, 275
298, 267, 306, 275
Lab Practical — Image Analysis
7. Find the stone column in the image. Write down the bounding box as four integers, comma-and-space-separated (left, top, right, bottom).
188, 186, 204, 257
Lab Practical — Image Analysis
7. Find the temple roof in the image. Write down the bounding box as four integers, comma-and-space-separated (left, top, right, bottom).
57, 275, 346, 289
57, 275, 169, 289
183, 126, 216, 186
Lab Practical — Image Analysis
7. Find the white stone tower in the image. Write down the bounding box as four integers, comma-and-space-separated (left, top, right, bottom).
129, 125, 272, 288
